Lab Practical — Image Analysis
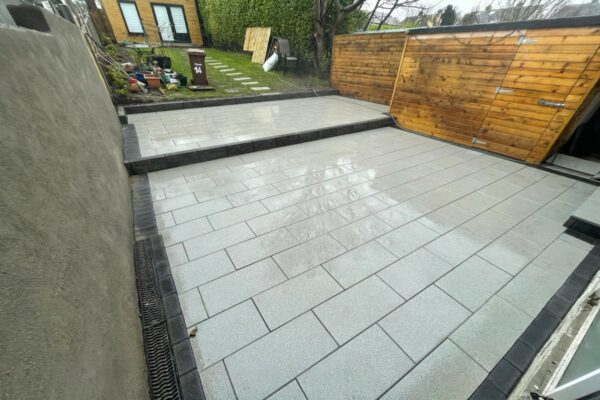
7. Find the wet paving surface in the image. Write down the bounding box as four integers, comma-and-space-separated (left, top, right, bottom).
148, 126, 596, 400
128, 96, 388, 157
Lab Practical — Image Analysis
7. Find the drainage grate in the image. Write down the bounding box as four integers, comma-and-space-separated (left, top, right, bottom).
134, 238, 181, 400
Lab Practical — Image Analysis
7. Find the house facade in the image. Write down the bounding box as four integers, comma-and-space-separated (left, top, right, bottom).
100, 0, 202, 45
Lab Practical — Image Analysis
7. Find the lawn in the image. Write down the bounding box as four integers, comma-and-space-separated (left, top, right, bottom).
131, 47, 329, 101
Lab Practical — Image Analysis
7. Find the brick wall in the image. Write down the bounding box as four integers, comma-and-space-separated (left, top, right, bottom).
101, 0, 203, 45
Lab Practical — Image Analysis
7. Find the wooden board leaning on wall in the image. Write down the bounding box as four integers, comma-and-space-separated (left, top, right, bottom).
243, 27, 272, 64
389, 26, 600, 164
331, 31, 408, 105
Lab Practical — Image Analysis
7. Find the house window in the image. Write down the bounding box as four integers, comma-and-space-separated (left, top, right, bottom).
151, 4, 190, 43
118, 1, 144, 34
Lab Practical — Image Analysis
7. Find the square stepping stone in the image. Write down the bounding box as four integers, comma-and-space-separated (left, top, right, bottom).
227, 72, 242, 76
241, 81, 259, 85
213, 65, 229, 69
235, 77, 251, 81
251, 86, 271, 91
220, 68, 235, 72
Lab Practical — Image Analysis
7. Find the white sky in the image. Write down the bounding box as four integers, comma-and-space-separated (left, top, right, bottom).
362, 0, 579, 17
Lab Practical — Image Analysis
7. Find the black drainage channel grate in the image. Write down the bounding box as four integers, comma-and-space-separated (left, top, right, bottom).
132, 175, 205, 400
124, 116, 395, 175
469, 234, 600, 400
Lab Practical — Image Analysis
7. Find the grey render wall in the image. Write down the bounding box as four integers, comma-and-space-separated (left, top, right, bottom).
0, 8, 147, 400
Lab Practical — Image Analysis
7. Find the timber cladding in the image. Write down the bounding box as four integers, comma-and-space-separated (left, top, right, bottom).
331, 31, 407, 105
389, 26, 600, 163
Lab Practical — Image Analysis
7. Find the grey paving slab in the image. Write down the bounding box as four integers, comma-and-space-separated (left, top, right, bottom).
297, 192, 351, 217
173, 250, 235, 293
228, 185, 280, 207
477, 231, 544, 275
161, 217, 213, 246
184, 222, 255, 261
381, 340, 487, 400
436, 256, 511, 312
131, 96, 389, 157
225, 312, 337, 400
273, 235, 346, 278
314, 276, 404, 344
377, 221, 439, 258
497, 263, 565, 318
200, 258, 286, 316
144, 128, 595, 400
378, 248, 453, 300
227, 228, 298, 269
323, 241, 397, 288
191, 301, 268, 369
208, 202, 269, 230
267, 381, 306, 400
298, 325, 413, 400
330, 215, 393, 250
172, 198, 233, 224
286, 211, 348, 242
199, 362, 237, 400
179, 288, 209, 327
247, 206, 307, 236
380, 286, 471, 362
166, 243, 189, 266
254, 267, 342, 329
335, 196, 389, 222
425, 227, 489, 266
451, 296, 531, 371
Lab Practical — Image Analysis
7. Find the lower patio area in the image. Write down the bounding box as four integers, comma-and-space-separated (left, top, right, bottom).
147, 126, 596, 400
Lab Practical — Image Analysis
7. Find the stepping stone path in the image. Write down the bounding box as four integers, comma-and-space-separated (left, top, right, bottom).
206, 56, 272, 93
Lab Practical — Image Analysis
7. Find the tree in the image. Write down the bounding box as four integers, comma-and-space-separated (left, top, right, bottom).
313, 0, 367, 74
440, 4, 457, 25
361, 0, 423, 30
493, 0, 568, 21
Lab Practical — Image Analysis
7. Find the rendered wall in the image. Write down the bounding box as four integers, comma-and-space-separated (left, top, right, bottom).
0, 7, 147, 400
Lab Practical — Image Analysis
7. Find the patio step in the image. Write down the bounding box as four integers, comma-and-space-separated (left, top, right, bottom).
123, 115, 394, 174
564, 186, 600, 239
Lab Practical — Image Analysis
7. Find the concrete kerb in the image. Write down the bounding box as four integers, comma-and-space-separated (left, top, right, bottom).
123, 116, 395, 175
122, 89, 339, 115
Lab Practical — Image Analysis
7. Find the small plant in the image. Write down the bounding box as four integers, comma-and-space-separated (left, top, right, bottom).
106, 66, 129, 97
104, 44, 119, 60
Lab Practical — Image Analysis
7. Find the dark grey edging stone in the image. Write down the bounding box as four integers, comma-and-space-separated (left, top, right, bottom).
469, 242, 600, 400
131, 175, 205, 400
125, 116, 394, 175
564, 216, 600, 240
122, 88, 339, 114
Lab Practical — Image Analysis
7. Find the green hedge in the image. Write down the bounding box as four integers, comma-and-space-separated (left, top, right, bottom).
198, 0, 364, 65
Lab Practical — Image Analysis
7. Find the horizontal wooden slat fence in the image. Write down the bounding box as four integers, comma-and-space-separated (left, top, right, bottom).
331, 20, 600, 163
331, 31, 407, 105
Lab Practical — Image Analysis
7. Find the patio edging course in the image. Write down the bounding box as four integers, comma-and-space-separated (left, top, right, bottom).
469, 236, 600, 399
131, 174, 205, 400
122, 88, 339, 115
124, 116, 395, 174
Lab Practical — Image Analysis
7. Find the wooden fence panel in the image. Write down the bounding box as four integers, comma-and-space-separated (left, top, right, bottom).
331, 31, 407, 105
389, 26, 600, 163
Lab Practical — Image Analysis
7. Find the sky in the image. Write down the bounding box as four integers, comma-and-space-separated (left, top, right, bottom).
362, 0, 578, 18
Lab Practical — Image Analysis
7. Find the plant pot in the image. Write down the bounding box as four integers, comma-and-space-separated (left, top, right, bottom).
144, 75, 161, 90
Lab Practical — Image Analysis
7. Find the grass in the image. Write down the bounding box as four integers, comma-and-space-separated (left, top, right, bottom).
130, 47, 329, 101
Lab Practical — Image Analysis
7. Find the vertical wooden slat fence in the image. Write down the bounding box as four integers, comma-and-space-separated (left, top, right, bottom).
330, 31, 407, 105
331, 19, 600, 164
